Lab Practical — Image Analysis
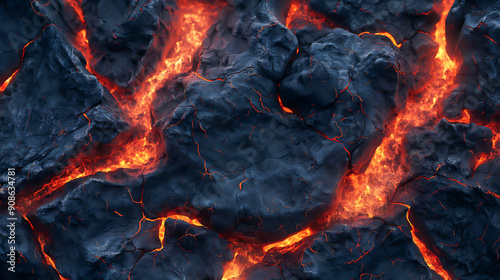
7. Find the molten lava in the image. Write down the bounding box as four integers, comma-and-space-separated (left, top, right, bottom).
0, 69, 18, 92
358, 31, 402, 48
18, 1, 223, 277
285, 0, 329, 30
222, 228, 314, 280
335, 0, 458, 220
397, 203, 452, 280
18, 0, 222, 215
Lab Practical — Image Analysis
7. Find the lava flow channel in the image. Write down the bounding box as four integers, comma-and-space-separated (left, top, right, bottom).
221, 0, 461, 279
16, 0, 223, 215
330, 0, 457, 278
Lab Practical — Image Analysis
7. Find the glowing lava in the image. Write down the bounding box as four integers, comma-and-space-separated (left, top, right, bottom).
358, 31, 402, 48
285, 0, 329, 30
0, 69, 18, 92
397, 203, 452, 280
334, 0, 458, 220
222, 228, 314, 280
18, 0, 223, 215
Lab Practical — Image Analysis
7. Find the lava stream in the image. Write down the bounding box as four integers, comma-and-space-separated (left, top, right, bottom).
17, 0, 222, 215
334, 0, 458, 220
223, 0, 462, 279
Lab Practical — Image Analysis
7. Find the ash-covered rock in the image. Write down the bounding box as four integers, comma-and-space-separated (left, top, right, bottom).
130, 218, 231, 280
0, 25, 127, 191
443, 0, 500, 122
0, 1, 46, 83
0, 212, 60, 280
395, 119, 500, 279
280, 27, 409, 174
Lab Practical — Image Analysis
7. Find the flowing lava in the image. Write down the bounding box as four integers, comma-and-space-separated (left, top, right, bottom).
13, 0, 498, 279
17, 0, 222, 278
17, 0, 222, 215
285, 0, 329, 30
334, 0, 458, 220
223, 0, 462, 279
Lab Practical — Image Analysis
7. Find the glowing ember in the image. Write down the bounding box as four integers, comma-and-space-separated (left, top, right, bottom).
38, 234, 68, 280
222, 228, 313, 280
151, 214, 204, 251
277, 94, 294, 113
0, 69, 18, 92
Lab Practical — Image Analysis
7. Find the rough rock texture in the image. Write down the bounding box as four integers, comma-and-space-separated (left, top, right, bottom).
82, 0, 177, 87
308, 0, 442, 89
1, 0, 499, 279
444, 0, 500, 122
0, 25, 126, 189
394, 119, 500, 279
246, 211, 436, 280
0, 1, 46, 83
6, 175, 231, 280
144, 1, 407, 243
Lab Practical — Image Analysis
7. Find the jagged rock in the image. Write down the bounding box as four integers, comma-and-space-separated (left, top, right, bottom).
143, 1, 407, 243
443, 0, 500, 122
246, 211, 436, 279
395, 119, 500, 279
0, 25, 126, 191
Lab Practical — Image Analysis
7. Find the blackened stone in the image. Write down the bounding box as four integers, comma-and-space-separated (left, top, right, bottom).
395, 119, 500, 280
82, 0, 177, 87
443, 0, 500, 122
246, 212, 435, 280
0, 25, 127, 191
33, 176, 231, 280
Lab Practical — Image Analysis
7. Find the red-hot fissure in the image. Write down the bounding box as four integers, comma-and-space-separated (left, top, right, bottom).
17, 0, 223, 215
18, 0, 223, 278
221, 0, 487, 279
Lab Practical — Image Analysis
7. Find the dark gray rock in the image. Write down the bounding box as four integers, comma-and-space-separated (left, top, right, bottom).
0, 25, 127, 192
394, 119, 500, 280
246, 211, 435, 280
143, 1, 407, 243
443, 0, 500, 122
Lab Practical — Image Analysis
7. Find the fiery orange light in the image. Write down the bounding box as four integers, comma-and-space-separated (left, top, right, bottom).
286, 1, 328, 30
358, 31, 402, 48
150, 214, 203, 251
335, 0, 458, 220
222, 228, 314, 280
0, 69, 19, 91
38, 234, 68, 280
18, 0, 223, 215
277, 94, 294, 113
396, 203, 453, 280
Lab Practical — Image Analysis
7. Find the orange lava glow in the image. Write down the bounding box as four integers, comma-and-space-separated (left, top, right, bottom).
397, 203, 453, 280
18, 0, 223, 215
358, 31, 402, 48
334, 0, 458, 220
38, 234, 68, 280
0, 69, 18, 91
152, 214, 203, 251
286, 0, 328, 30
222, 228, 313, 280
277, 94, 294, 113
